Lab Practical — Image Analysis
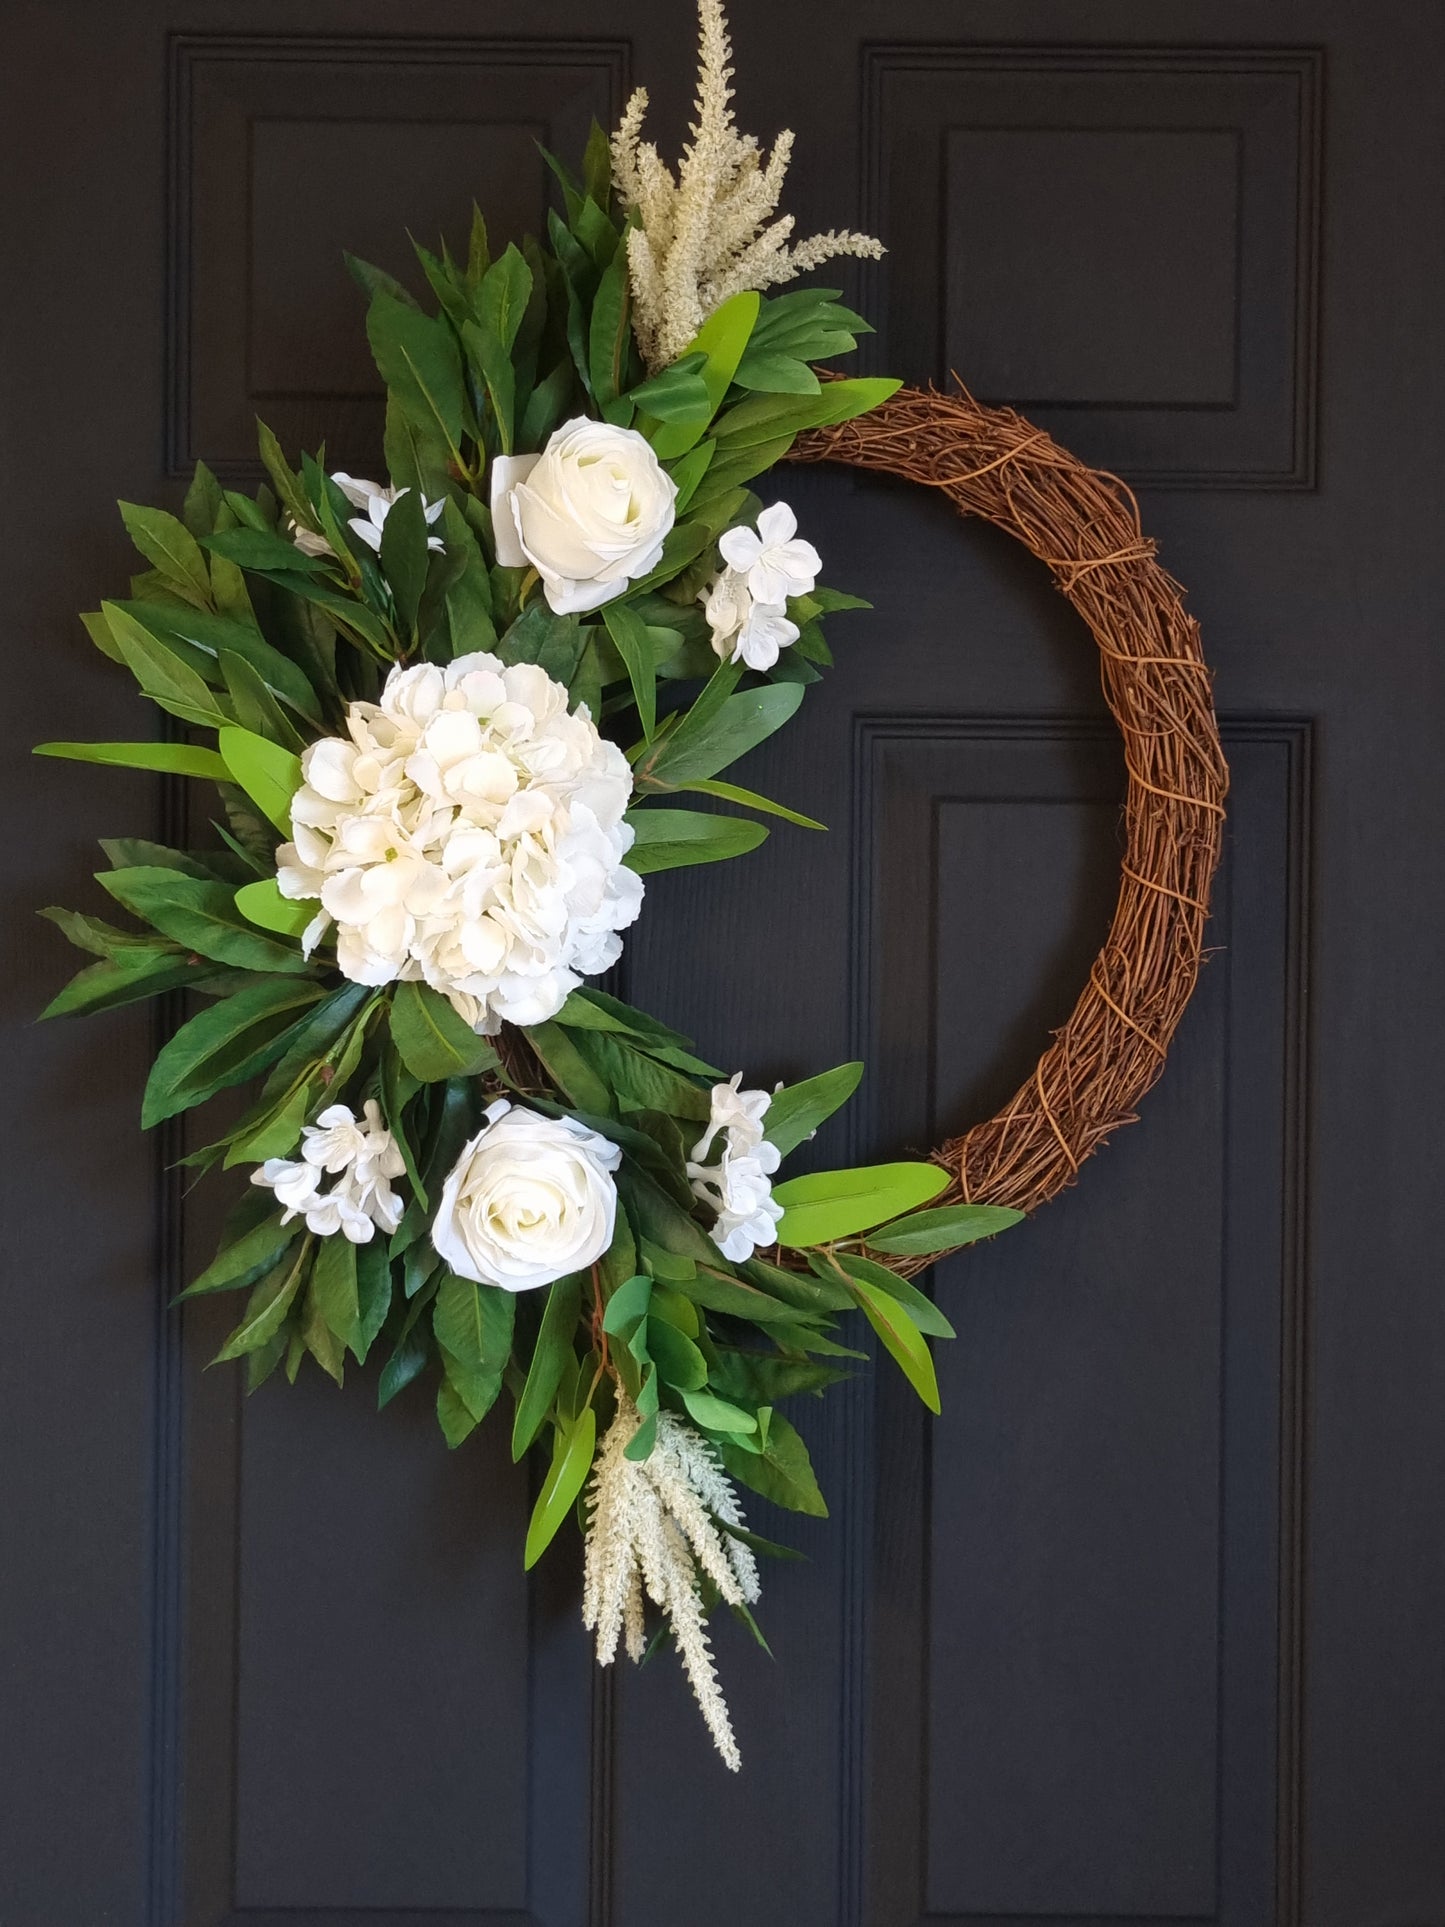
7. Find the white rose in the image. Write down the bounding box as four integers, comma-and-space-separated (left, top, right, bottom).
432, 1099, 622, 1291
490, 419, 677, 614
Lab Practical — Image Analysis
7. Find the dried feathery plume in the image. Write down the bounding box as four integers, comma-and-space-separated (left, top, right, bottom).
610, 0, 885, 369
582, 1389, 761, 1770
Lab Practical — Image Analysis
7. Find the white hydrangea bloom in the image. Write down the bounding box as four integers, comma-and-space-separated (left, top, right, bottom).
292, 472, 443, 559
275, 653, 644, 1032
251, 1099, 405, 1243
687, 1073, 784, 1261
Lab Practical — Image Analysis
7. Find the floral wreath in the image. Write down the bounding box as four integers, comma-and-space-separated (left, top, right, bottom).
36, 4, 1223, 1770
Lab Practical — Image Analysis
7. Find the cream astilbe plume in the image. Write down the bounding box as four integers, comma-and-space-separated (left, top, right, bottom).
582, 1389, 761, 1769
610, 0, 884, 369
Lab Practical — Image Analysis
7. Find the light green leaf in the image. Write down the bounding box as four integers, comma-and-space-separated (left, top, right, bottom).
732, 349, 821, 395
217, 725, 301, 835
719, 1411, 827, 1516
648, 291, 760, 458
825, 1251, 956, 1340
623, 807, 767, 874
772, 1161, 950, 1248
118, 502, 212, 603
681, 1387, 757, 1433
865, 1202, 1026, 1255
99, 866, 311, 975
434, 1269, 515, 1424
848, 1275, 941, 1413
34, 740, 230, 780
104, 601, 227, 728
524, 1405, 597, 1569
681, 776, 824, 830
235, 878, 314, 937
638, 682, 804, 789
601, 1271, 653, 1335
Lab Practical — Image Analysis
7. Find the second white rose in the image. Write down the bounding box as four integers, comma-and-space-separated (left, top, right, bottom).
431, 1100, 622, 1291
490, 418, 677, 614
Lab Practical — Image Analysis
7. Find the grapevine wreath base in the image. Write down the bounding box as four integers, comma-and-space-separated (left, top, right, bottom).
794, 388, 1229, 1240
36, 0, 1227, 1767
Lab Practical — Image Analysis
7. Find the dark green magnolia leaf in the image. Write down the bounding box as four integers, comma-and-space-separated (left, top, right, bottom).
377, 1279, 437, 1408
301, 1278, 347, 1386
217, 726, 302, 835
478, 243, 534, 353
433, 1269, 515, 1423
623, 807, 767, 875
588, 247, 632, 410
40, 904, 156, 956
99, 866, 311, 975
823, 1252, 955, 1340
219, 653, 306, 750
772, 1161, 950, 1248
440, 499, 499, 654
524, 1405, 597, 1568
511, 1271, 584, 1460
380, 1052, 426, 1205
99, 838, 247, 885
212, 1239, 311, 1363
34, 740, 231, 780
354, 1239, 394, 1365
389, 981, 499, 1082
118, 502, 212, 603
378, 481, 430, 638
255, 420, 319, 541
764, 1061, 864, 1157
41, 946, 230, 1020
682, 776, 824, 830
567, 1030, 711, 1122
203, 525, 328, 575
310, 1234, 360, 1353
848, 1275, 941, 1414
665, 438, 716, 512
638, 682, 804, 789
104, 601, 228, 728
182, 461, 225, 537
496, 600, 586, 683
720, 1411, 827, 1516
601, 599, 655, 738
112, 598, 322, 725
518, 357, 576, 451
366, 290, 468, 470
183, 1212, 302, 1299
142, 976, 325, 1126
864, 1202, 1026, 1256
525, 1020, 616, 1116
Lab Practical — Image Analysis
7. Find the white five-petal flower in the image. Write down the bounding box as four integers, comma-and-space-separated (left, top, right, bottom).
687, 1074, 784, 1263
717, 501, 820, 605
251, 1099, 405, 1244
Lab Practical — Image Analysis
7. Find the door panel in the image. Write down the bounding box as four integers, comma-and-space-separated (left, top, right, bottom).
5, 5, 1443, 1925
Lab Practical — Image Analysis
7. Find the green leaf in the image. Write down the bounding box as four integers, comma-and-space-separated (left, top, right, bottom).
495, 600, 586, 683
40, 947, 229, 1020
378, 483, 430, 638
511, 1272, 584, 1460
389, 981, 499, 1082
366, 291, 469, 473
865, 1202, 1026, 1256
648, 291, 760, 459
601, 1271, 653, 1334
142, 977, 325, 1126
681, 1387, 757, 1433
202, 525, 326, 575
764, 1061, 864, 1157
525, 1020, 616, 1116
588, 246, 632, 410
524, 1404, 597, 1568
623, 806, 767, 875
234, 877, 314, 938
99, 866, 311, 975
601, 599, 656, 739
118, 502, 212, 603
354, 1240, 394, 1364
310, 1234, 360, 1353
182, 461, 225, 537
732, 349, 821, 395
34, 739, 231, 780
213, 1239, 311, 1362
639, 682, 804, 789
183, 1212, 302, 1299
436, 1377, 480, 1446
772, 1161, 950, 1248
433, 1270, 515, 1423
824, 1252, 954, 1339
849, 1275, 941, 1413
115, 595, 323, 726
217, 726, 301, 835
646, 1319, 708, 1392
681, 776, 824, 830
630, 353, 711, 423
719, 1411, 827, 1516
104, 601, 228, 728
478, 243, 534, 352
566, 1031, 710, 1122
219, 652, 305, 750
461, 316, 516, 453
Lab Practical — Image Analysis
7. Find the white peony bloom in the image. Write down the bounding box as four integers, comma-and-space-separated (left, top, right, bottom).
492, 419, 677, 614
291, 472, 443, 560
717, 501, 820, 606
251, 1099, 405, 1243
700, 566, 800, 671
431, 1099, 621, 1291
687, 1075, 783, 1262
275, 652, 644, 1032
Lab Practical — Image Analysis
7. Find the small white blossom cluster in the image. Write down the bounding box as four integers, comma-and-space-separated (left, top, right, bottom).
583, 1389, 760, 1769
700, 500, 820, 670
610, 1, 884, 370
251, 1100, 404, 1243
688, 1073, 783, 1262
291, 472, 443, 560
276, 653, 643, 1032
